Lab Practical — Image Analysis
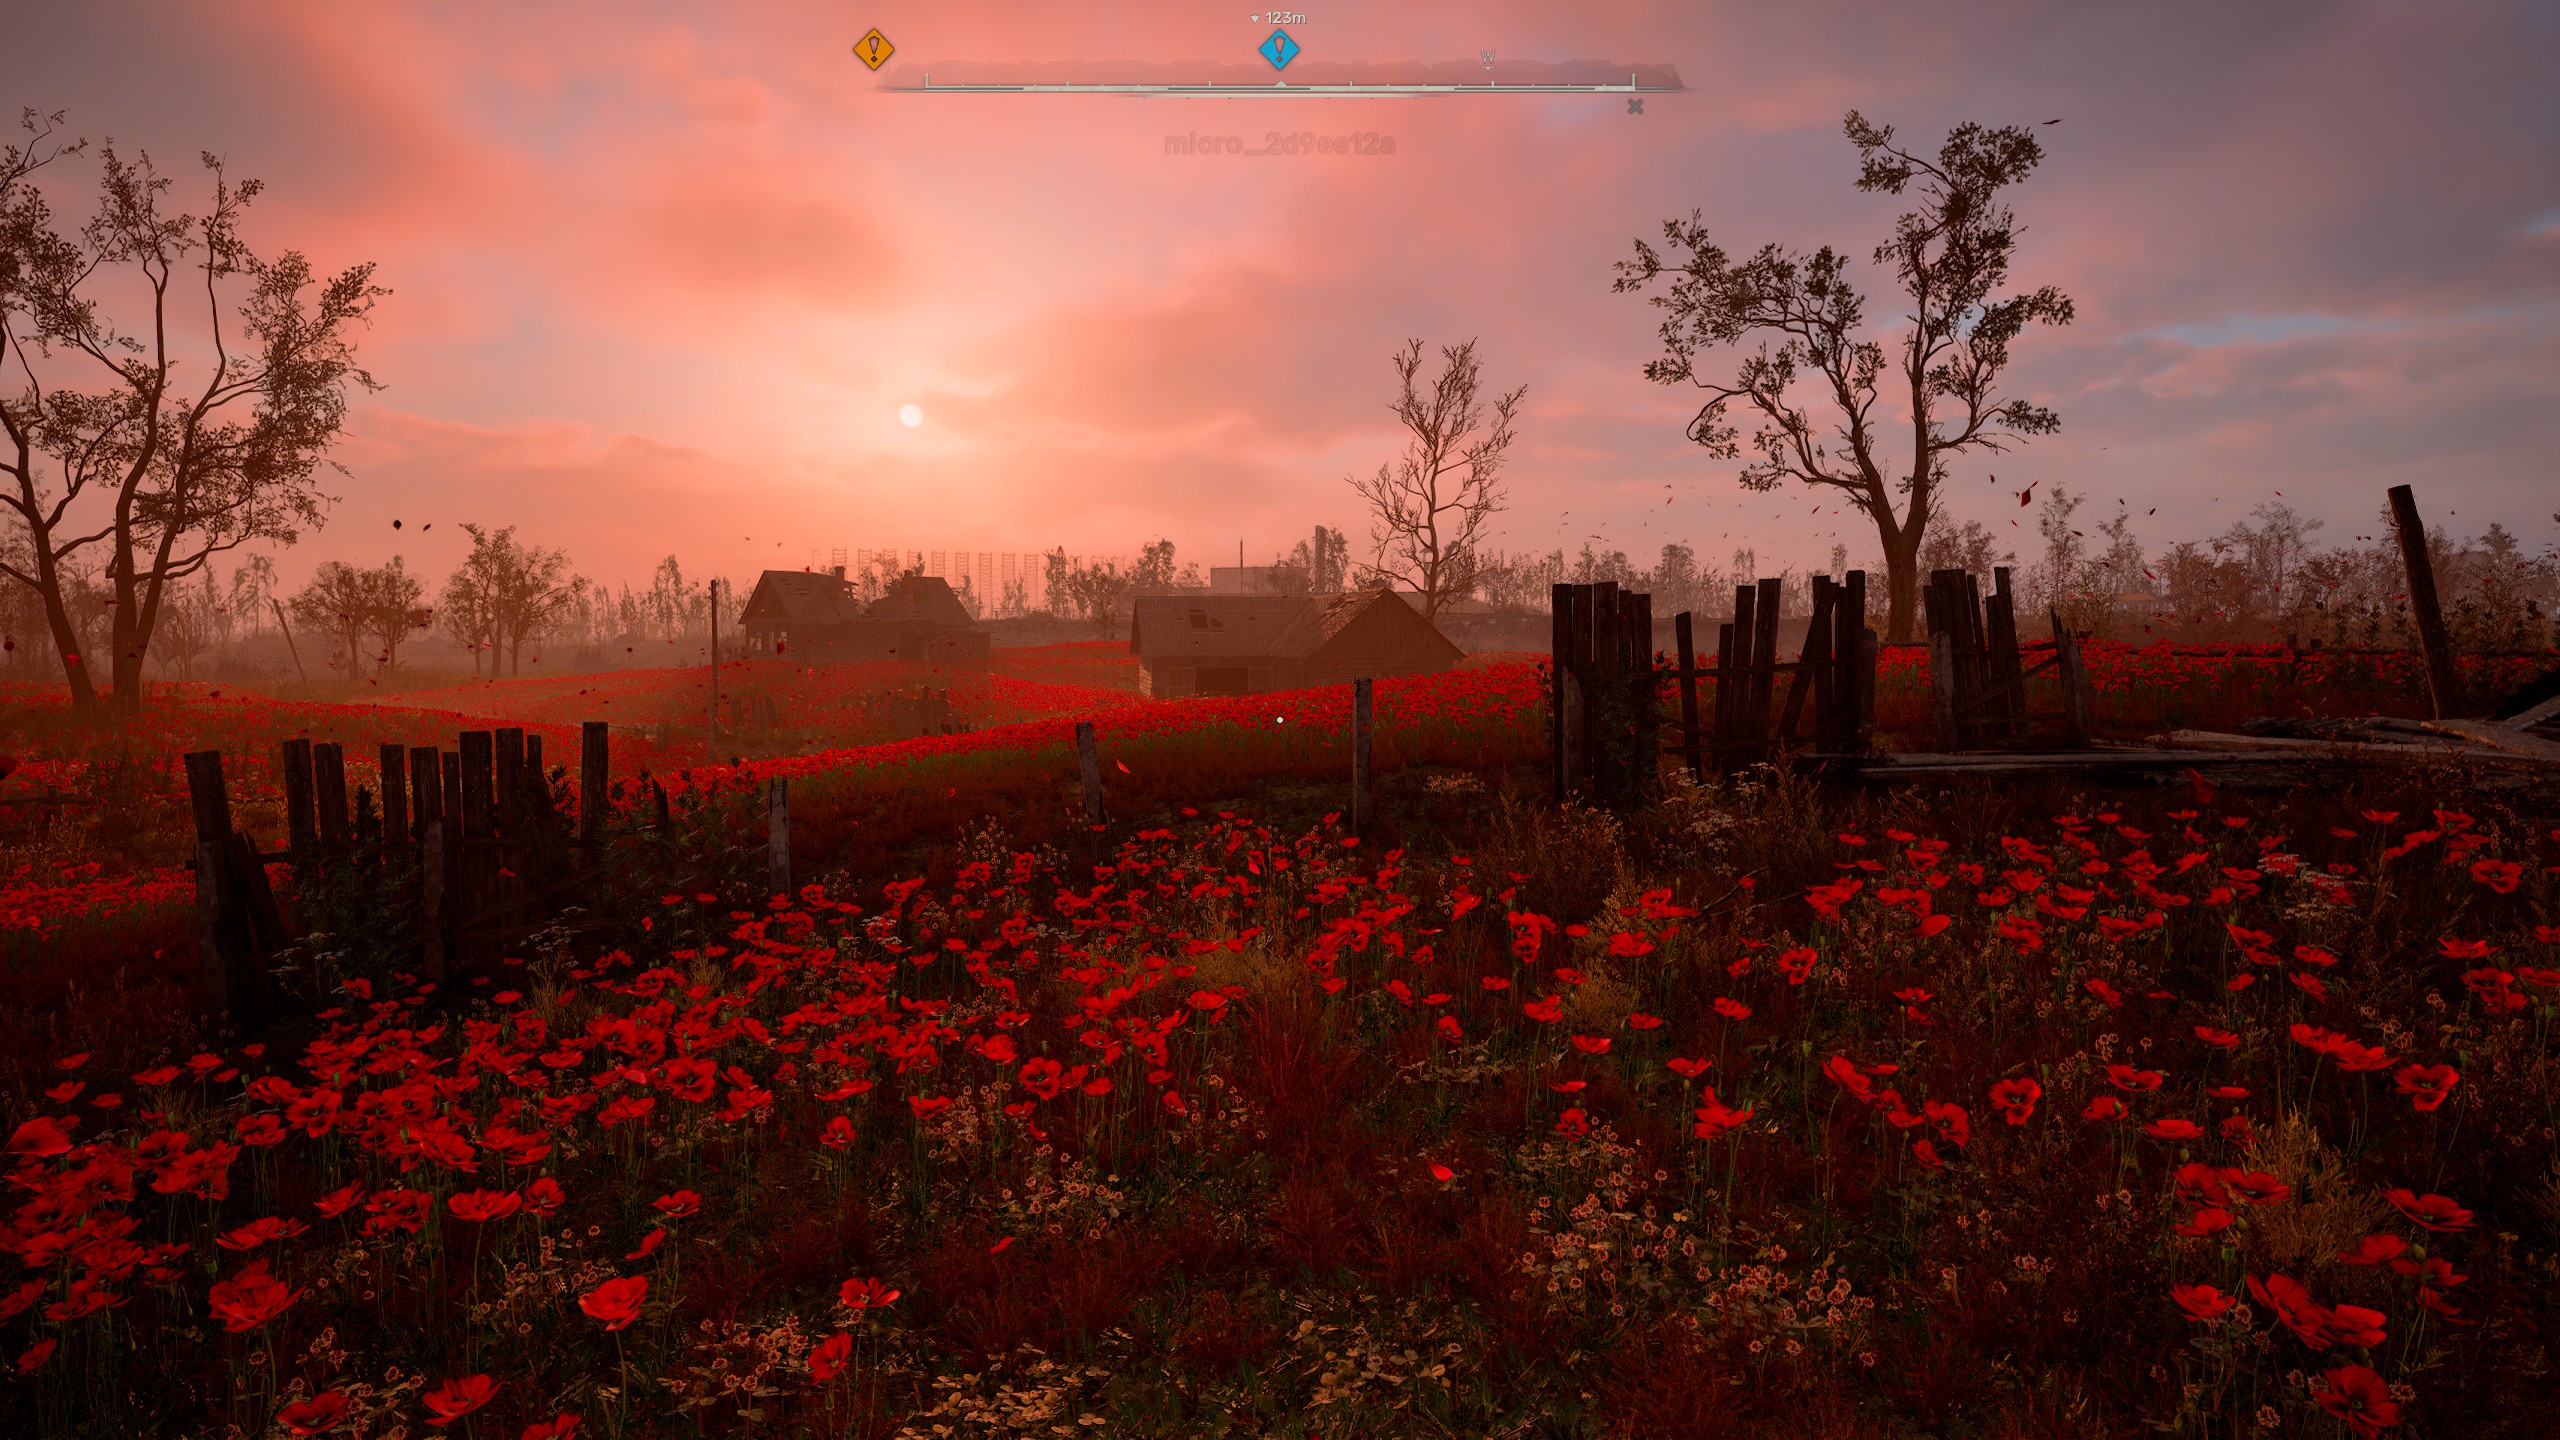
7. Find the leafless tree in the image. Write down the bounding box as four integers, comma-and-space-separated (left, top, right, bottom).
1347, 338, 1524, 622
441, 524, 574, 677
1614, 112, 2073, 640
1, 110, 386, 715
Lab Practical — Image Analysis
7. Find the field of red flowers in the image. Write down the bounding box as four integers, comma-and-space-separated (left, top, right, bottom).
2, 750, 2556, 1436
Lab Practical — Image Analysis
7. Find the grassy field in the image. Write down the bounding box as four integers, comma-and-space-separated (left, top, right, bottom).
0, 644, 2555, 1436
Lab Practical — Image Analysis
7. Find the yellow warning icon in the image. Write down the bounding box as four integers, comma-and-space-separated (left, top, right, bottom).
854, 29, 894, 70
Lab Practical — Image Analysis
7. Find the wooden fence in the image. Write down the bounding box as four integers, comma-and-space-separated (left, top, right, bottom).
1552, 573, 1879, 804
1921, 566, 2094, 752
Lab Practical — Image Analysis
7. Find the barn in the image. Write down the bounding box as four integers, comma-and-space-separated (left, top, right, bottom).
1128, 588, 1463, 697
737, 570, 991, 664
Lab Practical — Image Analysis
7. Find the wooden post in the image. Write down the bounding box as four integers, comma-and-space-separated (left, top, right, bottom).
709, 577, 722, 751
2386, 484, 2461, 718
1855, 625, 1879, 753
2054, 609, 2094, 749
380, 743, 409, 855
1549, 582, 1583, 802
1622, 589, 1654, 805
1075, 721, 1105, 828
1747, 578, 1782, 763
312, 743, 349, 856
1986, 568, 2024, 740
1709, 621, 1738, 772
1835, 571, 1867, 750
443, 751, 467, 969
194, 840, 232, 1020
767, 778, 791, 898
1673, 612, 1704, 784
459, 732, 496, 838
409, 747, 443, 841
278, 738, 317, 880
270, 598, 310, 689
1779, 579, 1835, 742
184, 750, 239, 1019
581, 721, 610, 855
420, 818, 447, 986
494, 727, 525, 832
184, 749, 235, 846
1930, 630, 1962, 751
1351, 677, 1373, 834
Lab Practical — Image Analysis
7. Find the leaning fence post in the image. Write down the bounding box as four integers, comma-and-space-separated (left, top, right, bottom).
768, 778, 791, 898
2386, 484, 2462, 718
184, 750, 238, 1019
1075, 721, 1105, 829
1351, 677, 1373, 835
2054, 610, 2095, 750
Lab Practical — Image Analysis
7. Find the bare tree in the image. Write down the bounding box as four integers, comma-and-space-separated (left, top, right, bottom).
1613, 112, 2074, 639
290, 559, 424, 682
1, 110, 386, 715
1347, 339, 1524, 622
440, 524, 572, 676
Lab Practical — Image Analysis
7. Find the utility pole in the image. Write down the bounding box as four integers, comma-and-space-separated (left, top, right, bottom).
271, 598, 310, 688
708, 577, 721, 750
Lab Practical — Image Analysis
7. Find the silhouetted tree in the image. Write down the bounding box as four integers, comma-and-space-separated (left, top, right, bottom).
1, 110, 385, 714
1348, 339, 1523, 621
1614, 112, 2073, 640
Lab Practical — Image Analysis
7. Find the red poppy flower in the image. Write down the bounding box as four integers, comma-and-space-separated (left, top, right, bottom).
2217, 1170, 2290, 1205
5, 1117, 72, 1159
2175, 1206, 2233, 1238
1712, 997, 1751, 1020
277, 1390, 351, 1435
1988, 1078, 2040, 1125
579, 1276, 648, 1331
2143, 1118, 2204, 1141
208, 1263, 299, 1333
2328, 1303, 2386, 1349
2383, 1189, 2472, 1231
1554, 1107, 1591, 1137
1625, 1012, 1664, 1030
423, 1374, 498, 1426
1434, 1015, 1462, 1041
16, 1338, 54, 1374
2105, 1064, 2164, 1092
626, 1229, 667, 1261
1691, 1090, 1752, 1141
2192, 1025, 2239, 1048
651, 1189, 703, 1220
2247, 1273, 2334, 1349
1521, 995, 1564, 1024
839, 1276, 900, 1310
1916, 913, 1953, 938
447, 1190, 523, 1223
521, 1415, 582, 1440
2337, 1234, 2405, 1266
2081, 1095, 2126, 1121
2169, 1283, 2233, 1322
1666, 1057, 1710, 1078
1568, 1035, 1611, 1055
525, 1177, 566, 1217
809, 1332, 854, 1382
2313, 1365, 2400, 1437
1910, 1139, 1947, 1171
2393, 1064, 2458, 1112
820, 1115, 856, 1148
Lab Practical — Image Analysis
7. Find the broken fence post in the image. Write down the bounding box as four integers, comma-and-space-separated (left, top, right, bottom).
1075, 721, 1105, 829
580, 721, 610, 855
2386, 484, 2462, 719
768, 778, 791, 899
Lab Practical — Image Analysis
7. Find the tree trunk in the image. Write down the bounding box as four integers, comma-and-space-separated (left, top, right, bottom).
1881, 529, 1924, 641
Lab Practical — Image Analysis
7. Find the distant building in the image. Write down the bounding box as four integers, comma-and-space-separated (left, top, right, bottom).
737, 569, 991, 664
1129, 588, 1464, 697
1209, 564, 1299, 595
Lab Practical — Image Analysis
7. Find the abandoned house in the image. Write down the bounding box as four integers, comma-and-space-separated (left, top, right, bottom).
1127, 588, 1464, 697
737, 569, 992, 664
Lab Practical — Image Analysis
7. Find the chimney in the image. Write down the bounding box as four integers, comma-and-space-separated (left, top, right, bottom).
830, 564, 846, 580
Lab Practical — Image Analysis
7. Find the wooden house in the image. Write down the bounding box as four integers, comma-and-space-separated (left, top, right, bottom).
1128, 587, 1463, 697
738, 570, 991, 664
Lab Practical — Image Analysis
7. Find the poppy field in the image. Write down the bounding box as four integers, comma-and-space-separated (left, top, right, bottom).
2, 642, 2558, 1436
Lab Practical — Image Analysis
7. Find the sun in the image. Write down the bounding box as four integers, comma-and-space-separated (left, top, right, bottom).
898, 403, 923, 428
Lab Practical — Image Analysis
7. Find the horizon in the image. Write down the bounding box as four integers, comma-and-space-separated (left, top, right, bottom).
3, 0, 2555, 602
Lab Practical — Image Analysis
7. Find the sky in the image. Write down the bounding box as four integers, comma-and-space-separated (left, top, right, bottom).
5, 0, 2556, 595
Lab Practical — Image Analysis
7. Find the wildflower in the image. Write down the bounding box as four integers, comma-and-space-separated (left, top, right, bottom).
216, 1216, 309, 1251
2247, 1273, 2334, 1348
820, 1115, 856, 1148
1910, 1140, 1948, 1172
525, 1177, 566, 1217
2383, 1189, 2472, 1231
2392, 1064, 2458, 1112
1568, 1035, 1612, 1055
626, 1229, 667, 1261
2105, 1064, 2165, 1092
423, 1374, 499, 1426
1626, 1012, 1665, 1030
809, 1332, 854, 1382
522, 1416, 582, 1440
1691, 1090, 1752, 1141
1435, 1015, 1463, 1041
1667, 1057, 1710, 1078
2337, 1234, 2406, 1266
578, 1275, 648, 1331
1713, 997, 1752, 1020
277, 1391, 352, 1435
840, 1276, 901, 1310
2313, 1365, 2401, 1437
1778, 947, 1818, 984
1988, 1078, 2041, 1125
1554, 1107, 1591, 1138
651, 1190, 703, 1220
2082, 1096, 2127, 1122
204, 1260, 296, 1332
2218, 1170, 2291, 1205
5, 1117, 72, 1159
448, 1190, 524, 1223
2143, 1118, 2204, 1141
18, 1338, 56, 1373
2170, 1283, 2234, 1322
1429, 1163, 1456, 1182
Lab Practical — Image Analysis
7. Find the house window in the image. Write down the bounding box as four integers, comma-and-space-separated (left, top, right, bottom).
1196, 666, 1249, 695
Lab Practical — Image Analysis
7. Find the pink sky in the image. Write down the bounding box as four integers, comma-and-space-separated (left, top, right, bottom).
8, 0, 2555, 594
